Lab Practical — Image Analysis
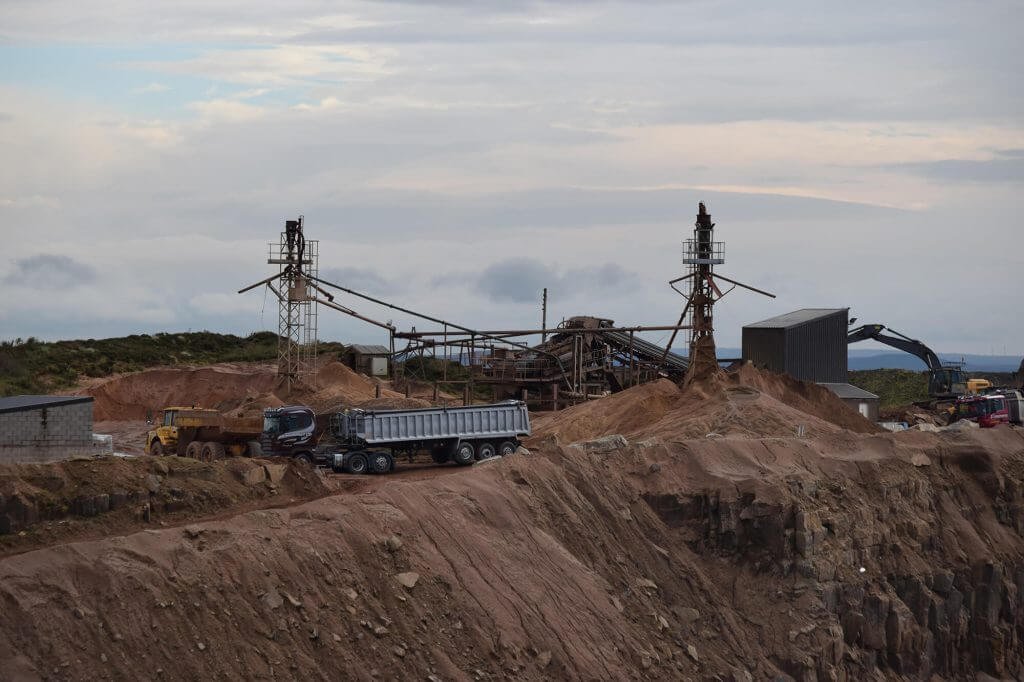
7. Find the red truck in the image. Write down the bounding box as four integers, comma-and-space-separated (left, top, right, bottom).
951, 390, 1023, 428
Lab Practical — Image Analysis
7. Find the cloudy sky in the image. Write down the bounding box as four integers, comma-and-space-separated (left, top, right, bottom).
1, 1, 1021, 356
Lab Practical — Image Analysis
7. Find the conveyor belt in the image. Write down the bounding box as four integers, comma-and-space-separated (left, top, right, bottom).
597, 329, 689, 372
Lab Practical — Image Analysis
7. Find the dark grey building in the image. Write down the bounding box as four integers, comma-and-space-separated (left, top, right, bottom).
742, 308, 849, 383
0, 395, 95, 463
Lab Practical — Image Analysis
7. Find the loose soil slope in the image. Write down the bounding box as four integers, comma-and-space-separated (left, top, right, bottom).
1, 426, 1022, 680
78, 361, 415, 422
532, 366, 879, 446
7, 368, 1021, 680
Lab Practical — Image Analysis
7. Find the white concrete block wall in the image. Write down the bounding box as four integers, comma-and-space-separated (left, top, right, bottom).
0, 401, 95, 463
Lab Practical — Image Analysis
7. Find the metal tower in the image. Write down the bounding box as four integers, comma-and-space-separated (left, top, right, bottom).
663, 202, 775, 384
239, 216, 319, 390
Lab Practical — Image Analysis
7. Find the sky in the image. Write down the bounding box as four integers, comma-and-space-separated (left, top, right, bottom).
0, 0, 1021, 356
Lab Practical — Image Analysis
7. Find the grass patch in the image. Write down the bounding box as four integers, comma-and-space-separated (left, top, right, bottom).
0, 332, 344, 397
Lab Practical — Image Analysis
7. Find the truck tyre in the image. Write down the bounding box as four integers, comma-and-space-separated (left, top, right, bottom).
295, 452, 313, 465
476, 442, 496, 460
185, 441, 203, 460
453, 441, 475, 466
246, 440, 263, 457
150, 441, 164, 457
369, 452, 392, 474
201, 442, 225, 462
497, 441, 516, 457
346, 452, 368, 475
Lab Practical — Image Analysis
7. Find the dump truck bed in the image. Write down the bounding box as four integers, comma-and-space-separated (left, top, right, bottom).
332, 401, 530, 445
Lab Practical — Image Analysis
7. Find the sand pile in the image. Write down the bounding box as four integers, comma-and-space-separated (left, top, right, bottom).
78, 360, 428, 423
297, 361, 406, 413
81, 364, 279, 420
533, 365, 878, 445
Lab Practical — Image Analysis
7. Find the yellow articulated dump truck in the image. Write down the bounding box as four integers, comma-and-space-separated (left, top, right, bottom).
145, 407, 263, 461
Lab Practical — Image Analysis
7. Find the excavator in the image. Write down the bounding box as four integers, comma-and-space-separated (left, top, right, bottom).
847, 324, 990, 403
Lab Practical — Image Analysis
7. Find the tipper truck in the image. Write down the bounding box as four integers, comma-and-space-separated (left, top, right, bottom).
261, 401, 532, 474
146, 407, 265, 460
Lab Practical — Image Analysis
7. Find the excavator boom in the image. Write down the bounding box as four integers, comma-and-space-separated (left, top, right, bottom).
848, 323, 966, 399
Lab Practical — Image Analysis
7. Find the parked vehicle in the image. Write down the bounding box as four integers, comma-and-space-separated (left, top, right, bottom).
951, 391, 1024, 428
260, 401, 531, 474
145, 407, 264, 460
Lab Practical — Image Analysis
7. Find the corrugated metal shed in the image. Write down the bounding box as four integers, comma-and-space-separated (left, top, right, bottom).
0, 395, 93, 415
742, 308, 849, 383
745, 308, 848, 329
819, 382, 879, 422
818, 383, 877, 400
348, 344, 390, 355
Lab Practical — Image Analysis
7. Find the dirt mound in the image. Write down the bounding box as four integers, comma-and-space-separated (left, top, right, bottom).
296, 361, 405, 413
77, 361, 420, 422
1, 427, 1022, 680
80, 364, 279, 420
533, 366, 878, 445
354, 396, 433, 411
0, 455, 329, 553
728, 364, 881, 434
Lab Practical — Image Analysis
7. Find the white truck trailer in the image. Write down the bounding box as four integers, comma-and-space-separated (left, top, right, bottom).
317, 400, 531, 474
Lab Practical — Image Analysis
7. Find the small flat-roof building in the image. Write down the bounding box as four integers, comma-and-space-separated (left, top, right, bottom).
0, 395, 95, 463
818, 382, 880, 422
345, 344, 390, 377
742, 308, 849, 383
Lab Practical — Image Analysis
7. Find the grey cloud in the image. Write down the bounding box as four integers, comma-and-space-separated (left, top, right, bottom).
3, 255, 97, 289
893, 156, 1024, 184
474, 257, 639, 304
320, 267, 402, 295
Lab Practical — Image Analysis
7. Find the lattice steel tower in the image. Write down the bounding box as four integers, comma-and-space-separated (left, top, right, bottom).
664, 202, 774, 384
239, 216, 319, 390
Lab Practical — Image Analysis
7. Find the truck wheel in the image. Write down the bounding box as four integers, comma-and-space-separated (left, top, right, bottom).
185, 441, 203, 460
246, 440, 263, 457
369, 452, 392, 474
201, 442, 225, 462
497, 441, 516, 457
476, 442, 496, 460
453, 441, 475, 466
346, 453, 368, 475
295, 452, 313, 465
150, 441, 164, 457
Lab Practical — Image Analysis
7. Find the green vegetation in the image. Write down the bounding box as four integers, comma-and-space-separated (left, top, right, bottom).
0, 332, 343, 397
849, 369, 929, 408
849, 368, 1019, 409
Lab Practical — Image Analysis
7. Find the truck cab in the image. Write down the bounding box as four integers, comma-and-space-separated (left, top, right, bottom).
261, 406, 318, 461
953, 394, 1009, 428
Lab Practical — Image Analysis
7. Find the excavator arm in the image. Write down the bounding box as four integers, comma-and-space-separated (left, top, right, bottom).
848, 323, 966, 399
847, 324, 943, 370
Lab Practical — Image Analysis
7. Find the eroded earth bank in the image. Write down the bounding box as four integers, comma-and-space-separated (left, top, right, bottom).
1, 369, 1022, 681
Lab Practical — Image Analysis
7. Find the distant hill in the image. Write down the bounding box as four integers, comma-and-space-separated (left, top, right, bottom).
713, 346, 1020, 372
0, 332, 345, 397
848, 351, 1021, 372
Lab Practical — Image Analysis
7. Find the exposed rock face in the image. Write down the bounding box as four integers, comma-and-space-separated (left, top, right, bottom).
642, 436, 1024, 680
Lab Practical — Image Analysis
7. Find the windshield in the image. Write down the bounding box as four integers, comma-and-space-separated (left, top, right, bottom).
263, 415, 280, 433
957, 401, 986, 417
163, 411, 175, 426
